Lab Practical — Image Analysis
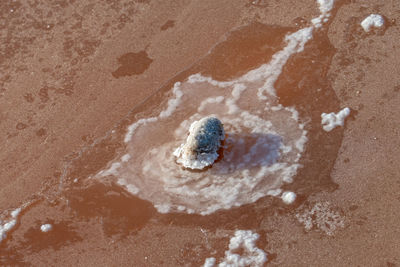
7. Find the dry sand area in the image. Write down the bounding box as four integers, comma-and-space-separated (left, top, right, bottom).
1, 0, 399, 266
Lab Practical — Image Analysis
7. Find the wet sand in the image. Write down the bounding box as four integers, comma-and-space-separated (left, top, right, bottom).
1, 0, 400, 266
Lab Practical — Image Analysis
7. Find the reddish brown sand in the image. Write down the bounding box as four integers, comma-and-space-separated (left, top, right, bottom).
1, 0, 400, 266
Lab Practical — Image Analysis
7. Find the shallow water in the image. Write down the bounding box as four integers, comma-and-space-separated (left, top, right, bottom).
69, 8, 339, 229
109, 26, 312, 215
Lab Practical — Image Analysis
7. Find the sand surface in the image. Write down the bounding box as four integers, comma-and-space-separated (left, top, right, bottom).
1, 0, 399, 266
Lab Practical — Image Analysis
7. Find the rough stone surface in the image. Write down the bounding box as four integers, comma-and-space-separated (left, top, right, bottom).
174, 117, 225, 169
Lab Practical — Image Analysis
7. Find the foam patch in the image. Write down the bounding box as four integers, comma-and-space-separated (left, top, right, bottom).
203, 230, 267, 267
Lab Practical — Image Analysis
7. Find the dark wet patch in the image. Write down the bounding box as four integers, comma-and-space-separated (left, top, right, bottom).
160, 20, 175, 31
112, 51, 153, 78
65, 182, 156, 237
18, 221, 83, 253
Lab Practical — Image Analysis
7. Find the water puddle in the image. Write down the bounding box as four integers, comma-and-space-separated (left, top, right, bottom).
60, 15, 342, 220
112, 50, 153, 78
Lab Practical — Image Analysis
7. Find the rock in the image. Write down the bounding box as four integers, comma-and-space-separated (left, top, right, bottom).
174, 117, 224, 169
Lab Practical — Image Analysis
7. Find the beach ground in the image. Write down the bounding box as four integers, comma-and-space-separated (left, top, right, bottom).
1, 0, 399, 265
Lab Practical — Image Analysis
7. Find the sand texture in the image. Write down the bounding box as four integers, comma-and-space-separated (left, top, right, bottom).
1, 0, 399, 266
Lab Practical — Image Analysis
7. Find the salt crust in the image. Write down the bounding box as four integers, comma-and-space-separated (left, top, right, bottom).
117, 178, 140, 194
204, 258, 216, 267
312, 0, 335, 28
174, 144, 219, 170
361, 14, 384, 32
281, 191, 296, 204
121, 154, 131, 162
321, 107, 350, 132
124, 82, 183, 143
40, 224, 53, 232
98, 162, 121, 177
203, 230, 267, 267
317, 0, 335, 14
97, 154, 132, 176
0, 208, 21, 243
296, 202, 345, 235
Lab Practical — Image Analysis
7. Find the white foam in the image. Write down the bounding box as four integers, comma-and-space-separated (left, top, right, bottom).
203, 257, 216, 267
361, 14, 384, 32
126, 184, 140, 194
281, 191, 296, 204
317, 0, 335, 14
98, 162, 121, 177
40, 224, 52, 232
267, 188, 282, 196
204, 230, 267, 267
321, 107, 350, 131
10, 208, 21, 218
227, 84, 246, 114
154, 204, 171, 213
199, 96, 225, 112
296, 202, 345, 235
121, 154, 131, 162
117, 178, 140, 194
0, 208, 21, 243
124, 117, 158, 143
312, 0, 335, 28
295, 132, 308, 151
115, 84, 307, 215
124, 82, 183, 143
159, 82, 184, 118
